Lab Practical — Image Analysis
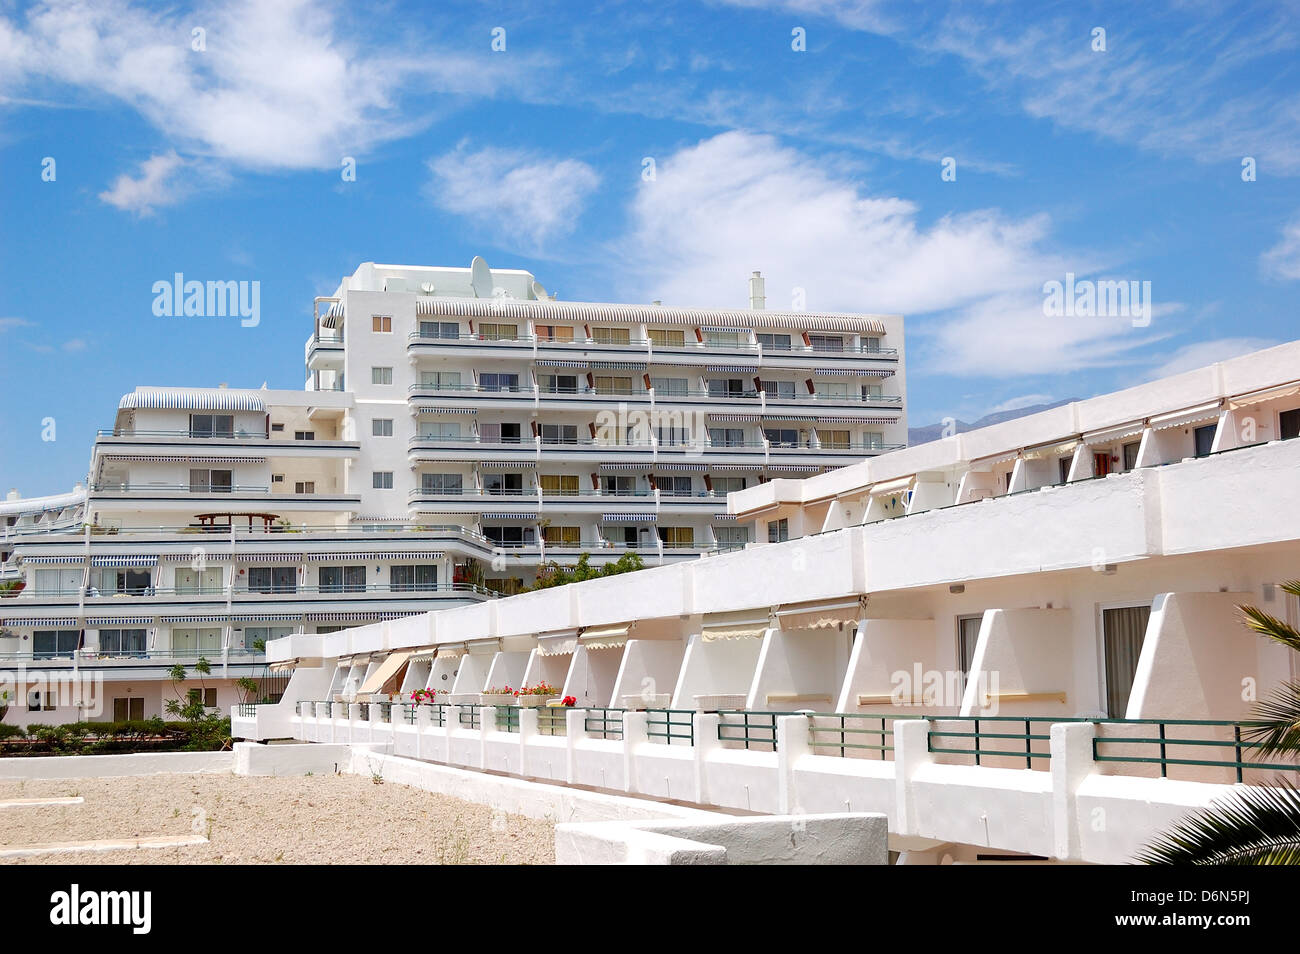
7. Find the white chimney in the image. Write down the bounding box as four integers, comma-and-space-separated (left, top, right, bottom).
749, 271, 766, 310
6, 489, 18, 502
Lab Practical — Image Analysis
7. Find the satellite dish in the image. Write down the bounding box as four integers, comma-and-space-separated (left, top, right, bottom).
420, 282, 436, 295
530, 279, 548, 300
470, 256, 493, 299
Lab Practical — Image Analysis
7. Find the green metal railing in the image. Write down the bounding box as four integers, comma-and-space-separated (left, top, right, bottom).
459, 704, 482, 730
717, 710, 799, 750
356, 702, 369, 721
235, 702, 261, 718
1091, 718, 1300, 782
646, 708, 694, 746
376, 702, 392, 723
927, 716, 1070, 768
401, 703, 419, 725
806, 712, 926, 759
536, 706, 568, 737
496, 706, 521, 733
584, 708, 625, 740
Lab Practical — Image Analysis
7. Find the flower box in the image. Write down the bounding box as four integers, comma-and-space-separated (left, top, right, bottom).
479, 693, 517, 706
621, 693, 671, 711
516, 695, 559, 708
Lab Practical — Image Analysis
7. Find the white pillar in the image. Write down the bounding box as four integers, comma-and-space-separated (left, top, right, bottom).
519, 707, 539, 777
565, 708, 585, 783
893, 718, 932, 835
776, 714, 810, 814
622, 710, 649, 794
1051, 721, 1097, 862
693, 713, 721, 805
478, 706, 496, 770
415, 704, 432, 762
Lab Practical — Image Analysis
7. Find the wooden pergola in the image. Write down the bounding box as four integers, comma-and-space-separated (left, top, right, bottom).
194, 512, 281, 531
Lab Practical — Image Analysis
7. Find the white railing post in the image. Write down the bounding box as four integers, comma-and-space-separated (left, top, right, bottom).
519, 707, 539, 778
565, 708, 585, 783
693, 712, 721, 805
776, 715, 811, 814
1051, 721, 1097, 862
622, 710, 649, 794
893, 718, 932, 835
415, 704, 432, 762
478, 706, 495, 770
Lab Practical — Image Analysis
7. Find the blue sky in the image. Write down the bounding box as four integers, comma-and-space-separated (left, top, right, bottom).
2, 0, 1299, 495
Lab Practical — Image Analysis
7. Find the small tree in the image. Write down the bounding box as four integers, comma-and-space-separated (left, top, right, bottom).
236, 676, 260, 703
164, 657, 231, 751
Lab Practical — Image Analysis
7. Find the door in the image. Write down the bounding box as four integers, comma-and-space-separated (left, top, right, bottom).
1102, 605, 1152, 717
957, 615, 982, 687
1093, 452, 1112, 477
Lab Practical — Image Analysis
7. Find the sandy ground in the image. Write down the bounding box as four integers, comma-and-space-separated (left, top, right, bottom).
0, 772, 555, 865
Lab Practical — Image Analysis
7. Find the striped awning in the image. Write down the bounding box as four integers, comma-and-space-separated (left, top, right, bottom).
706, 365, 759, 374
118, 388, 266, 412
413, 298, 888, 335
815, 416, 862, 424
235, 553, 302, 564
713, 514, 738, 521
709, 414, 760, 423
413, 407, 477, 415
860, 417, 899, 425
1229, 381, 1300, 409
307, 611, 415, 622
477, 460, 537, 469
813, 368, 894, 377
535, 359, 589, 369
86, 616, 155, 626
590, 361, 648, 371
710, 464, 762, 472
601, 513, 656, 522
598, 463, 649, 472
90, 554, 157, 567
653, 463, 707, 472
304, 551, 443, 561
160, 551, 231, 562
1, 617, 79, 626
325, 301, 345, 319
1149, 402, 1222, 431
1082, 422, 1146, 445
21, 556, 84, 565
766, 464, 821, 473
164, 614, 229, 623
101, 455, 267, 464
775, 596, 865, 632
481, 512, 537, 521
231, 613, 304, 622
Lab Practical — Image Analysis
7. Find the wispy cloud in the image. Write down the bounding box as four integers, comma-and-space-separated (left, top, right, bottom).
98, 151, 189, 215
426, 143, 601, 252
1262, 216, 1300, 280
988, 393, 1056, 414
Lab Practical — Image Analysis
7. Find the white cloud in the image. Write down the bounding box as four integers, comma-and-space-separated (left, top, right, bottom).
987, 393, 1055, 414
427, 143, 601, 251
0, 0, 516, 171
98, 152, 187, 214
1147, 337, 1280, 381
1261, 218, 1300, 281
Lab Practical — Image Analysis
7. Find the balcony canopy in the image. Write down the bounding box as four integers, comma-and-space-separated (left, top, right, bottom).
118, 387, 267, 413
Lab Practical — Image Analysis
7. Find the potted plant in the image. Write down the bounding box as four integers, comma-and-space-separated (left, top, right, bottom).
479, 685, 517, 706
515, 682, 560, 708
410, 688, 443, 705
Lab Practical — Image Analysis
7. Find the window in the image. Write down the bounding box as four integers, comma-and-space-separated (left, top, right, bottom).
1194, 423, 1216, 458
371, 366, 393, 385
113, 697, 145, 721
757, 333, 791, 350
648, 328, 686, 347
271, 474, 285, 483
657, 526, 695, 548
484, 473, 523, 495
35, 567, 81, 595
189, 468, 233, 493
479, 322, 518, 341
1122, 440, 1142, 470
768, 518, 789, 543
708, 427, 745, 447
591, 326, 631, 344
172, 628, 222, 653
1282, 408, 1300, 441
1058, 457, 1073, 484
711, 476, 746, 495
372, 471, 394, 489
419, 320, 459, 339
294, 430, 315, 441
483, 525, 533, 546
189, 414, 234, 438
543, 526, 581, 546
759, 379, 795, 398
593, 376, 633, 394
650, 376, 688, 395
419, 421, 462, 441
420, 473, 463, 494
864, 431, 885, 450
33, 629, 80, 659
372, 315, 392, 333
535, 324, 575, 342
319, 565, 367, 593
656, 475, 693, 496
420, 371, 462, 390
862, 336, 882, 353
1103, 605, 1152, 718
391, 565, 438, 592
764, 428, 800, 447
175, 566, 222, 595
538, 374, 577, 393
187, 687, 218, 708
957, 615, 982, 683
707, 378, 745, 397
87, 568, 151, 596
655, 426, 691, 446
99, 629, 147, 657
601, 475, 636, 495
714, 526, 750, 548
539, 474, 579, 496
540, 424, 578, 444
820, 430, 850, 449
270, 422, 285, 432
480, 372, 520, 392
294, 481, 315, 494
478, 422, 520, 443
1093, 452, 1113, 478
248, 566, 296, 594
815, 381, 851, 399
862, 384, 884, 400
372, 418, 394, 437
809, 334, 844, 351
704, 330, 745, 347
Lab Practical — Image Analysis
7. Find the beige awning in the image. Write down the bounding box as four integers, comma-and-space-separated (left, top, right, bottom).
466, 639, 499, 655
970, 449, 1019, 468
335, 657, 352, 669
580, 623, 630, 650
537, 635, 577, 656
435, 643, 466, 658
1022, 438, 1079, 460
775, 596, 865, 631
268, 660, 297, 672
348, 654, 372, 668
359, 651, 411, 696
499, 634, 536, 653
869, 476, 913, 496
1230, 381, 1300, 410
408, 646, 439, 661
1149, 401, 1222, 431
1082, 422, 1146, 445
701, 609, 771, 642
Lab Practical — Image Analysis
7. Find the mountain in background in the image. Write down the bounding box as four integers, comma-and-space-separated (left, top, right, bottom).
907, 398, 1079, 446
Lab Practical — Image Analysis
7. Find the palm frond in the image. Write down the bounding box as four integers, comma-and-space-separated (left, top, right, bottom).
1139, 778, 1300, 865
1282, 580, 1300, 601
1240, 681, 1300, 758
1238, 603, 1300, 654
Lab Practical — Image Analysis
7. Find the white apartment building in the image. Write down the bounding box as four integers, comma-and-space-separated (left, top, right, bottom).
0, 257, 905, 725
235, 339, 1300, 864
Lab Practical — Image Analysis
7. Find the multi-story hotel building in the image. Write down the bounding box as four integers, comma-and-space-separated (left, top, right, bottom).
0, 258, 906, 725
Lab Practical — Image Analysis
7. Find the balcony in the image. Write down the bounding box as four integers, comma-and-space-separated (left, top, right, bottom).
94, 430, 359, 458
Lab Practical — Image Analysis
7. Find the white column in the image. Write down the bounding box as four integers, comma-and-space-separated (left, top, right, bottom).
622, 710, 649, 794
776, 714, 810, 814
893, 718, 932, 836
1051, 721, 1097, 862
564, 708, 585, 783
415, 704, 432, 762
478, 706, 495, 770
519, 707, 539, 777
693, 712, 721, 805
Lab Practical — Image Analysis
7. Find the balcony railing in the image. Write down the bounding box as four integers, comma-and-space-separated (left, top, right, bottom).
95, 429, 354, 443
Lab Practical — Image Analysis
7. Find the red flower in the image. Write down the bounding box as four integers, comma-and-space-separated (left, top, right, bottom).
562, 695, 576, 707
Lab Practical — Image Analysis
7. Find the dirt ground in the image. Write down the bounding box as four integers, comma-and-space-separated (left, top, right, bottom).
0, 771, 556, 865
